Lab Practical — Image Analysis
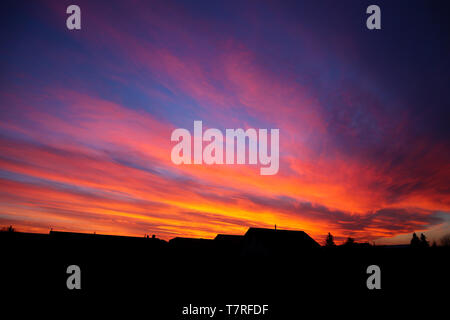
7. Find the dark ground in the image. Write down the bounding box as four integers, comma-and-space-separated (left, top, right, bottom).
1, 231, 448, 318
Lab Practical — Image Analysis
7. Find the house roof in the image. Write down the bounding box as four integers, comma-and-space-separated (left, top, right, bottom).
214, 234, 244, 241
244, 227, 320, 247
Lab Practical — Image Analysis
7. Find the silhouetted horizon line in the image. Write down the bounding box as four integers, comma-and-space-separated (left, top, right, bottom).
1, 225, 418, 247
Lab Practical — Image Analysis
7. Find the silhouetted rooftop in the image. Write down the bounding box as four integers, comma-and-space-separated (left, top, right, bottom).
244, 227, 320, 249
214, 234, 244, 241
47, 230, 166, 244
169, 237, 214, 243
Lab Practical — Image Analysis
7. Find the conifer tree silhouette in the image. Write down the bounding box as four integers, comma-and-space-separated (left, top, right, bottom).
420, 233, 429, 248
410, 232, 421, 248
325, 232, 336, 247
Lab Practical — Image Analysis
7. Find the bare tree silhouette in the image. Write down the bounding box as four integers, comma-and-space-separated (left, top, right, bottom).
343, 237, 355, 247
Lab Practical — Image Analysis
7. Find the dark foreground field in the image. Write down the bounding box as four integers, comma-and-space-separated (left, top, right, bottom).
2, 231, 448, 318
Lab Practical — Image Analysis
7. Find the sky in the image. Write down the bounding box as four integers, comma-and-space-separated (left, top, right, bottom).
1, 0, 449, 244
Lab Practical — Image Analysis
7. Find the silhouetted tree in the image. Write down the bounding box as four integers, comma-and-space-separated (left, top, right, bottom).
410, 232, 421, 248
431, 240, 437, 248
419, 233, 429, 248
440, 234, 450, 247
343, 237, 355, 247
0, 225, 15, 232
325, 233, 336, 247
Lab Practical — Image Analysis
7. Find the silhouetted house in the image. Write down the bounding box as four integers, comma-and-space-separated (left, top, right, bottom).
49, 230, 162, 242
353, 242, 371, 248
340, 241, 372, 249
242, 227, 320, 256
50, 230, 115, 240
0, 230, 49, 241
47, 230, 167, 252
37, 228, 321, 257
214, 234, 244, 254
174, 228, 320, 257
169, 237, 215, 255
214, 234, 244, 244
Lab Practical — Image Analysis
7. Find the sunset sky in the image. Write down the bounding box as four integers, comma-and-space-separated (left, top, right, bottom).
1, 0, 449, 244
